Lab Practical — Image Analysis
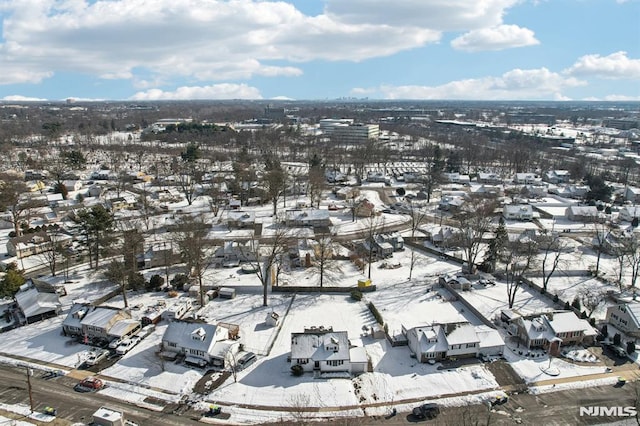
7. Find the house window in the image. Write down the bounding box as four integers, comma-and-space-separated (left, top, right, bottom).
190, 349, 205, 357
166, 342, 177, 348
326, 360, 344, 367
298, 359, 308, 364
466, 343, 476, 348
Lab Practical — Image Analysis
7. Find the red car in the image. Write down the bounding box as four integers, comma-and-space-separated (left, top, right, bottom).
74, 376, 104, 392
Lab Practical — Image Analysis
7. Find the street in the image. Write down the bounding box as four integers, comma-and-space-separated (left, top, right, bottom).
0, 364, 202, 425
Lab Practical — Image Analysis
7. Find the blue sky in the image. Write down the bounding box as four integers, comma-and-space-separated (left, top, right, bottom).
0, 0, 638, 101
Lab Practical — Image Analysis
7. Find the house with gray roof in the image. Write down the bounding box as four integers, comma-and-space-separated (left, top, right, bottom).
285, 209, 331, 228
62, 303, 139, 343
290, 326, 355, 374
514, 311, 597, 354
619, 206, 640, 222
566, 205, 599, 222
226, 211, 256, 229
404, 322, 504, 362
14, 284, 61, 325
503, 204, 534, 221
606, 303, 640, 338
161, 320, 233, 368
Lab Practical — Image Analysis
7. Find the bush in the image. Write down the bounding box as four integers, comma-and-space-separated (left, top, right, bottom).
170, 274, 189, 291
627, 341, 636, 354
148, 274, 164, 291
128, 272, 146, 290
540, 288, 546, 295
291, 364, 304, 376
553, 294, 559, 303
601, 324, 608, 337
589, 317, 596, 327
368, 302, 384, 326
350, 290, 363, 301
571, 297, 581, 311
564, 301, 571, 310
613, 333, 621, 346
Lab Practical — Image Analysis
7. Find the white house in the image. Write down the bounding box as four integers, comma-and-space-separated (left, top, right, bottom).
619, 206, 640, 222
566, 205, 599, 222
514, 311, 597, 354
290, 326, 362, 374
544, 170, 571, 184
606, 303, 640, 339
624, 186, 640, 203
404, 322, 504, 362
503, 204, 534, 221
161, 320, 233, 367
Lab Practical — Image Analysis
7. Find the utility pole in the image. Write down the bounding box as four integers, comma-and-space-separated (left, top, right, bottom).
26, 367, 34, 413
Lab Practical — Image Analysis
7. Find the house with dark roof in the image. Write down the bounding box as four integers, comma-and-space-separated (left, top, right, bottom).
285, 209, 331, 227
62, 303, 139, 343
226, 211, 256, 229
6, 232, 52, 258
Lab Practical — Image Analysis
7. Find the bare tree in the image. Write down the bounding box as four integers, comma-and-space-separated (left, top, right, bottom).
263, 156, 287, 216
360, 215, 385, 280
452, 198, 497, 273
538, 230, 570, 292
502, 238, 537, 309
407, 202, 429, 280
591, 222, 611, 277
308, 165, 325, 209
251, 216, 293, 306
312, 233, 339, 288
0, 172, 40, 237
624, 235, 640, 288
174, 162, 202, 206
173, 214, 214, 306
578, 285, 607, 318
104, 259, 130, 308
36, 225, 68, 277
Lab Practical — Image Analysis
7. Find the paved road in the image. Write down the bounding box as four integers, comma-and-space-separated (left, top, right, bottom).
0, 364, 202, 425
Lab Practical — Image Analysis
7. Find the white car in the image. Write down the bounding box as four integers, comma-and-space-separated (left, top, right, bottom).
115, 337, 139, 355
85, 349, 110, 366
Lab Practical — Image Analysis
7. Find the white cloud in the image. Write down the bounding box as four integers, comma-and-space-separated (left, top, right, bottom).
603, 94, 640, 101
354, 67, 585, 100
1, 95, 48, 101
564, 51, 640, 80
0, 0, 441, 85
130, 84, 262, 100
325, 0, 519, 31
451, 25, 539, 51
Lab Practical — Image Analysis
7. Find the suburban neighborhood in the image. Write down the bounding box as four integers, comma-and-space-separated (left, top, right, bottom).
0, 100, 638, 425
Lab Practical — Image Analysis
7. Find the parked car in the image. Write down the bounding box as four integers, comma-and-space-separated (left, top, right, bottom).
488, 394, 509, 406
412, 403, 440, 419
115, 337, 139, 355
138, 324, 156, 339
108, 337, 125, 350
85, 349, 110, 366
74, 376, 104, 392
237, 351, 257, 370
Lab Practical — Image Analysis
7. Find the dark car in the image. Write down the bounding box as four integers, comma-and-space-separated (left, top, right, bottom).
412, 402, 440, 419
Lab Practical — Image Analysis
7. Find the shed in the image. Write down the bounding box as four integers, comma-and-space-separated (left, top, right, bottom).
266, 311, 280, 327
92, 406, 125, 426
219, 287, 236, 299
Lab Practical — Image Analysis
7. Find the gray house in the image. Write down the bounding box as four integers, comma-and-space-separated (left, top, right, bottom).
160, 320, 235, 368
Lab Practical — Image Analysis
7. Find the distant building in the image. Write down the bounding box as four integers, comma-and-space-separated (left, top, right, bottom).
330, 123, 380, 144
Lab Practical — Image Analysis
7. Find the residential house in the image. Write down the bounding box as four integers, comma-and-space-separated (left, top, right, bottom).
361, 237, 393, 260
142, 243, 176, 269
514, 311, 597, 354
438, 196, 465, 212
544, 170, 571, 184
160, 320, 234, 367
503, 204, 534, 221
14, 283, 62, 324
549, 185, 589, 199
214, 241, 257, 266
62, 180, 83, 193
439, 274, 472, 291
378, 233, 404, 251
514, 173, 539, 185
334, 186, 359, 201
355, 199, 375, 218
624, 186, 640, 203
471, 185, 503, 198
606, 303, 640, 338
566, 205, 599, 222
619, 206, 640, 222
285, 209, 332, 228
403, 172, 423, 184
404, 322, 504, 362
478, 172, 503, 184
62, 304, 139, 343
290, 326, 365, 374
442, 172, 471, 185
6, 232, 52, 258
430, 226, 459, 247
227, 211, 256, 229
366, 171, 389, 184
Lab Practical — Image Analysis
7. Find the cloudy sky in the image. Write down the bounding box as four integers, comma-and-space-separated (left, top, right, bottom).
0, 0, 638, 101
